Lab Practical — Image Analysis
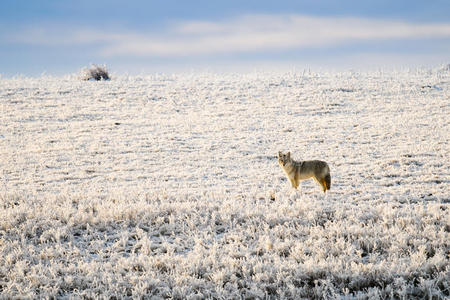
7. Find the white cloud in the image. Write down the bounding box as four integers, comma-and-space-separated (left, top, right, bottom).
8, 14, 450, 57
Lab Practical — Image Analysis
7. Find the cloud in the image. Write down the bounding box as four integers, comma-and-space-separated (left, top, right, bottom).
8, 14, 450, 58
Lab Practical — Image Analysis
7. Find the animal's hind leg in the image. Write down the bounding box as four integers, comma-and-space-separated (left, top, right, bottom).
321, 179, 327, 193
314, 176, 327, 193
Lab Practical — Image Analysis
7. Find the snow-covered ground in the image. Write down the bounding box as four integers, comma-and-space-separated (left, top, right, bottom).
0, 69, 448, 298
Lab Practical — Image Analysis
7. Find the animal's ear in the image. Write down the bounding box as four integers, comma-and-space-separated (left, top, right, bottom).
278, 151, 282, 157
287, 152, 291, 158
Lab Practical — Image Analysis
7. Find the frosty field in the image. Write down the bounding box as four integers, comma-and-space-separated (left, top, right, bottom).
0, 69, 449, 299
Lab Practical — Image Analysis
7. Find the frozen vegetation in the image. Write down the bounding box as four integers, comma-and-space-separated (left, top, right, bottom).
0, 69, 449, 299
81, 64, 111, 81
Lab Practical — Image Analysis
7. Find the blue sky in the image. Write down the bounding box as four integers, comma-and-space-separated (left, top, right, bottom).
1, 0, 449, 76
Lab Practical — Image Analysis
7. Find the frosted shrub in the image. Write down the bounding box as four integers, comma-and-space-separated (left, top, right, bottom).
81, 64, 110, 81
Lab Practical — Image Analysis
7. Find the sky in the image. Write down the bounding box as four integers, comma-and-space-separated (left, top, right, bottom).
1, 0, 449, 76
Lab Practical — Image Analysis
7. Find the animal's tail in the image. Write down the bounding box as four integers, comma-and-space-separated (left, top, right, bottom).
324, 174, 331, 191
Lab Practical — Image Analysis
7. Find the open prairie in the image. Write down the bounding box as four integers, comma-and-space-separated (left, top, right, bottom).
0, 69, 448, 299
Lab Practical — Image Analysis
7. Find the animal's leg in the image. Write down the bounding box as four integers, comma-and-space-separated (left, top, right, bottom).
322, 179, 327, 193
290, 178, 297, 189
313, 176, 322, 191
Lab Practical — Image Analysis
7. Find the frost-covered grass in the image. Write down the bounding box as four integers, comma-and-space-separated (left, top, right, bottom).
0, 69, 449, 298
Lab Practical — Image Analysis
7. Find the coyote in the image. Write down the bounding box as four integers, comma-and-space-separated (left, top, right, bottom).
278, 151, 331, 192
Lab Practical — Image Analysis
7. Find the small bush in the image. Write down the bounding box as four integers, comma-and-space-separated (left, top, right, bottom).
82, 64, 110, 81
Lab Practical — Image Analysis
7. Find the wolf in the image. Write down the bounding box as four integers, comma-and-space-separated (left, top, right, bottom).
278, 151, 331, 192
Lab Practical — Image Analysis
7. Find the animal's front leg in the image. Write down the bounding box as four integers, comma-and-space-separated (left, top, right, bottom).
290, 178, 298, 189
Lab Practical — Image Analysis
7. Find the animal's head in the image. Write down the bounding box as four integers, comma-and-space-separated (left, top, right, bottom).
278, 151, 291, 167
